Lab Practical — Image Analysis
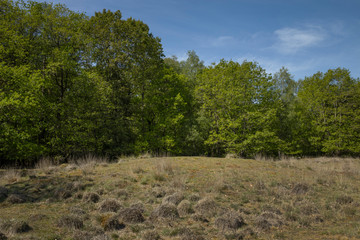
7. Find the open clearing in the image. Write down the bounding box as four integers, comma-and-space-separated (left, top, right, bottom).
0, 156, 360, 239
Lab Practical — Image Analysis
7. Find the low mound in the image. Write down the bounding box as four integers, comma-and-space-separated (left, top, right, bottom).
97, 199, 122, 213
162, 192, 184, 206
215, 210, 246, 232
57, 215, 84, 230
194, 198, 218, 217
83, 192, 100, 203
151, 203, 179, 220
118, 207, 145, 223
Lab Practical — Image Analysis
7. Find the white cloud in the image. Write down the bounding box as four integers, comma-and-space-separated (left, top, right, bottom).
274, 27, 326, 54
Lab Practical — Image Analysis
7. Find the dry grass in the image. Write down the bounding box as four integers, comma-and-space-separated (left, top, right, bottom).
1, 156, 360, 239
35, 157, 55, 169
0, 169, 22, 184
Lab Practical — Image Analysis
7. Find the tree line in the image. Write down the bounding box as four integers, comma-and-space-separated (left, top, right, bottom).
1, 0, 360, 166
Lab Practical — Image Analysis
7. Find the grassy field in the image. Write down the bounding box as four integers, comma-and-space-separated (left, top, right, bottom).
0, 156, 360, 239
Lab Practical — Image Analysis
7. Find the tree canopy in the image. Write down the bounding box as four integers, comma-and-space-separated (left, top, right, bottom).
1, 0, 360, 166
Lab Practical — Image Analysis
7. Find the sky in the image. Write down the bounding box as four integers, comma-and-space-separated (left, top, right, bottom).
36, 0, 360, 80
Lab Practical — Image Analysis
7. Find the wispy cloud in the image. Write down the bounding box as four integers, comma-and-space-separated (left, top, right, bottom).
209, 36, 237, 47
274, 27, 326, 54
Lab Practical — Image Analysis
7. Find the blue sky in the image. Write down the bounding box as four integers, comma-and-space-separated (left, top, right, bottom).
37, 0, 360, 80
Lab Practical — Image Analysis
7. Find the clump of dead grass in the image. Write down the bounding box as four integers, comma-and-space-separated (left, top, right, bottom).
177, 200, 194, 216
215, 210, 246, 232
142, 230, 161, 240
6, 194, 28, 204
292, 183, 310, 195
188, 193, 200, 202
98, 199, 122, 213
0, 219, 32, 234
336, 195, 353, 205
0, 232, 7, 240
0, 187, 8, 202
151, 187, 166, 198
102, 216, 125, 231
1, 169, 22, 184
155, 159, 174, 175
57, 215, 84, 230
151, 203, 179, 220
35, 157, 55, 170
71, 154, 108, 175
162, 192, 184, 206
83, 192, 100, 203
194, 197, 218, 218
255, 211, 283, 231
117, 207, 145, 223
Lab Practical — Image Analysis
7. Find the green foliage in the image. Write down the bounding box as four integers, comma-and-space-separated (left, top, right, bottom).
297, 68, 360, 155
1, 0, 360, 165
195, 60, 284, 157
